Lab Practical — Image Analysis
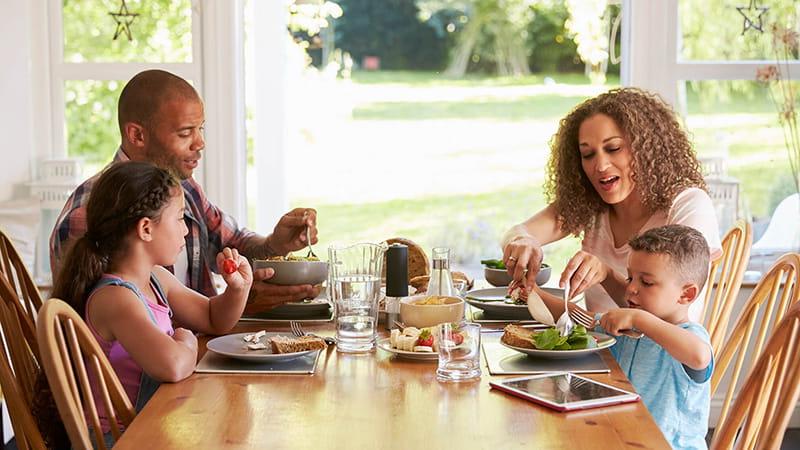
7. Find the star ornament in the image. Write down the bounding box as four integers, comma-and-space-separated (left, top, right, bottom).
109, 0, 139, 41
736, 0, 769, 35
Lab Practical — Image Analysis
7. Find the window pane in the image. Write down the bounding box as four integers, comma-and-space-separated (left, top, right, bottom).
62, 0, 193, 63
64, 80, 124, 172
684, 80, 797, 273
679, 0, 797, 61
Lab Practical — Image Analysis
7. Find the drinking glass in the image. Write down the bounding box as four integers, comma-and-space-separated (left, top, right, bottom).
328, 242, 387, 352
436, 322, 481, 382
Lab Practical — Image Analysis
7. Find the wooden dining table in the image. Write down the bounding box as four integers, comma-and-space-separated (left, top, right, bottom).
114, 320, 671, 449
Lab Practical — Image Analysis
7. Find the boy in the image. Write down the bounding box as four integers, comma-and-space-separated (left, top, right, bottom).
600, 224, 713, 450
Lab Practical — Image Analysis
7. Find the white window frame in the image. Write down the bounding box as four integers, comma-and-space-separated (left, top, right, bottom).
622, 0, 800, 108
42, 0, 247, 222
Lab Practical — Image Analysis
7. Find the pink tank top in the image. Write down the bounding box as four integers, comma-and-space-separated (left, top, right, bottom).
84, 274, 174, 431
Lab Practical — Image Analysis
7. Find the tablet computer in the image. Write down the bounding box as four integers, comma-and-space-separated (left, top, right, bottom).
489, 372, 640, 412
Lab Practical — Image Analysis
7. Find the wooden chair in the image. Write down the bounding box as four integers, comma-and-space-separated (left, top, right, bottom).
0, 229, 43, 357
37, 299, 136, 450
711, 301, 800, 450
711, 253, 800, 430
702, 220, 752, 356
0, 297, 46, 450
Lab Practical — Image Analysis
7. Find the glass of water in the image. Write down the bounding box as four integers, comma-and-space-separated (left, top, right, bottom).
328, 242, 387, 353
436, 321, 481, 382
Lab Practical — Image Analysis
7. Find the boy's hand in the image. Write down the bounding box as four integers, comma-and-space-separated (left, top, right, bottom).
216, 247, 253, 291
600, 308, 644, 337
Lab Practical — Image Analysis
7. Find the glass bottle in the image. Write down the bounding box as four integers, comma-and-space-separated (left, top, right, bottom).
426, 247, 456, 296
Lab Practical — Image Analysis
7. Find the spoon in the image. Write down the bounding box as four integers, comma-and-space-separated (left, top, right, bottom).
555, 269, 575, 337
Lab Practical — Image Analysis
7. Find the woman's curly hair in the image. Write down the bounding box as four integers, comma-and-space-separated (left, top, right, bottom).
544, 87, 706, 236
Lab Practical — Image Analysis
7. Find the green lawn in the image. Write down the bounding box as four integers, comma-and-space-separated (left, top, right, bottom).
265, 70, 793, 277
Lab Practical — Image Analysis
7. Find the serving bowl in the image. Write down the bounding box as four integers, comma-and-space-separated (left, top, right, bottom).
252, 259, 329, 286
484, 263, 551, 287
399, 295, 465, 328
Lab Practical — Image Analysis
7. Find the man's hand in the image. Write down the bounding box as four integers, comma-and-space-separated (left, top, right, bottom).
242, 267, 321, 315
266, 208, 318, 256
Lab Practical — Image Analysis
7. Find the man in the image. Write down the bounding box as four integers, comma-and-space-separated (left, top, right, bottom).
50, 69, 320, 313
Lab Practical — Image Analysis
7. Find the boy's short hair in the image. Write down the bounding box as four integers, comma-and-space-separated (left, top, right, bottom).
628, 224, 710, 291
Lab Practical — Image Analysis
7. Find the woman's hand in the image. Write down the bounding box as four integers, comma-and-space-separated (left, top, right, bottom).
216, 247, 252, 292
503, 236, 544, 288
561, 250, 609, 299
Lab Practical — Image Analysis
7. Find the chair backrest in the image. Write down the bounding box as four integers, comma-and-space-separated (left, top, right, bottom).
702, 220, 752, 356
0, 298, 46, 450
711, 302, 800, 450
37, 299, 136, 450
0, 229, 43, 356
711, 253, 800, 429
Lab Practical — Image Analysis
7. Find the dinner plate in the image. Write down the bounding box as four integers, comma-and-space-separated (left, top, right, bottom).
376, 338, 439, 361
206, 332, 317, 362
500, 331, 616, 359
465, 287, 565, 319
262, 298, 331, 318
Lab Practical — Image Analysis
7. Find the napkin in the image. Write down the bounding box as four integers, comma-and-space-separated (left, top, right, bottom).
527, 290, 555, 326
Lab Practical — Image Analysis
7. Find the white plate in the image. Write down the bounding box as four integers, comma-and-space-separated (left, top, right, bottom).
376, 338, 438, 361
206, 332, 317, 362
262, 298, 332, 318
465, 287, 570, 319
500, 331, 616, 359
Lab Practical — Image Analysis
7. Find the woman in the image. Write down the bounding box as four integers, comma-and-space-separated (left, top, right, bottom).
502, 87, 721, 322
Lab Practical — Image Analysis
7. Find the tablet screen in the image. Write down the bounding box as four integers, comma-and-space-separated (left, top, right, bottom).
501, 373, 632, 405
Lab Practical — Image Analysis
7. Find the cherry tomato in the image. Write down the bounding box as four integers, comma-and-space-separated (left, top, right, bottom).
222, 259, 237, 274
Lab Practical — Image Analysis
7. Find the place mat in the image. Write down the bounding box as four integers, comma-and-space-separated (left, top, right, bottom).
481, 334, 609, 375
195, 348, 322, 374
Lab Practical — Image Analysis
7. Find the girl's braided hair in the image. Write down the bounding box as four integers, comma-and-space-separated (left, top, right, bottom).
53, 161, 180, 315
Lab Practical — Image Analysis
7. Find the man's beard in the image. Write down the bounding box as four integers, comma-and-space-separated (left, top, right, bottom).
144, 144, 196, 180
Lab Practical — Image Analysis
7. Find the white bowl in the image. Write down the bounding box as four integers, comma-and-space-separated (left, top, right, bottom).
399, 294, 464, 328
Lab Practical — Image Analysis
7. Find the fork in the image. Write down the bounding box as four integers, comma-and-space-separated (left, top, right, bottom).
567, 304, 643, 339
290, 321, 336, 345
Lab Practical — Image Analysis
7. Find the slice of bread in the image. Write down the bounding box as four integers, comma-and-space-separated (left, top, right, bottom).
409, 275, 430, 293
270, 335, 327, 354
500, 324, 536, 349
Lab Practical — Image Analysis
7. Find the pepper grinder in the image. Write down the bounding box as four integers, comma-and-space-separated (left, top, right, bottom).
385, 243, 408, 330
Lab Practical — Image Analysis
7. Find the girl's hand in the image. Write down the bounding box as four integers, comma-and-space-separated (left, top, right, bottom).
599, 309, 642, 337
561, 251, 609, 299
172, 327, 198, 351
502, 236, 544, 289
216, 247, 253, 292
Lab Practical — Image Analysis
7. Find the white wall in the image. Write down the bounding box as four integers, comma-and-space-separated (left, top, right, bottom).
0, 1, 44, 202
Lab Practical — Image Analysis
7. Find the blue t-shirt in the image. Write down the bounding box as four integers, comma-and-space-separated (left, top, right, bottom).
602, 322, 713, 450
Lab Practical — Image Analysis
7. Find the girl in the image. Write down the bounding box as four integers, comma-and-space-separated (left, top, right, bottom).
52, 161, 252, 432
502, 88, 722, 322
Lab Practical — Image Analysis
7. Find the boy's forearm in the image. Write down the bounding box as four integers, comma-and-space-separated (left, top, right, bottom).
635, 312, 712, 370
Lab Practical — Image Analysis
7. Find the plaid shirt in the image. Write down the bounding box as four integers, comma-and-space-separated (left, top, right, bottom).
50, 149, 269, 296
